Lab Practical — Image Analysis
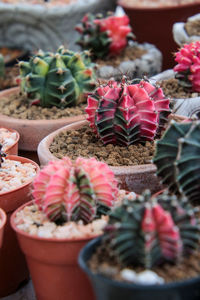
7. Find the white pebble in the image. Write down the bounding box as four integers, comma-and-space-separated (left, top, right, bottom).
136, 270, 165, 285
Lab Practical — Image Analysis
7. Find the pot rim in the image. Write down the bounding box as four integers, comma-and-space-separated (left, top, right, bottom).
79, 236, 200, 290
0, 87, 85, 125
0, 208, 7, 230
0, 155, 40, 196
11, 200, 100, 244
118, 0, 200, 12
0, 126, 20, 152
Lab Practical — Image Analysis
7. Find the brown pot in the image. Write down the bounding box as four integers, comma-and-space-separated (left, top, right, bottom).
0, 155, 39, 297
0, 87, 85, 151
0, 127, 19, 155
37, 120, 163, 195
0, 208, 7, 249
11, 201, 96, 300
118, 0, 200, 70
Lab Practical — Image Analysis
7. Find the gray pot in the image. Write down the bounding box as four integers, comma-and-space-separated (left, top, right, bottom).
0, 0, 116, 52
151, 69, 200, 118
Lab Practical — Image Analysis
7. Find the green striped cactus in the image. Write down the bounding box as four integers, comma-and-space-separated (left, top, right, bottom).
0, 54, 5, 78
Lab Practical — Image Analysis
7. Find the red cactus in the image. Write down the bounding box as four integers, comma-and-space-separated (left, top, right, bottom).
86, 79, 170, 146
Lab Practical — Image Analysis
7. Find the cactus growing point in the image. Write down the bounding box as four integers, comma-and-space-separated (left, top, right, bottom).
32, 157, 118, 224
86, 78, 171, 146
75, 13, 134, 59
174, 41, 200, 92
19, 46, 96, 108
105, 190, 200, 269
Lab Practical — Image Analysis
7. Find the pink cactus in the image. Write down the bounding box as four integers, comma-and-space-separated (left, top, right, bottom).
174, 41, 200, 92
33, 157, 118, 223
86, 78, 170, 146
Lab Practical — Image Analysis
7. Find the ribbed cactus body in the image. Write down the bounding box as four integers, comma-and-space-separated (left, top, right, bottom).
0, 54, 4, 78
153, 121, 200, 203
19, 46, 96, 108
86, 79, 171, 146
105, 190, 200, 269
75, 13, 134, 59
174, 41, 200, 92
33, 157, 118, 223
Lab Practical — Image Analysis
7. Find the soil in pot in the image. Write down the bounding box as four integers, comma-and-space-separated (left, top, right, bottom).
0, 66, 18, 90
0, 91, 86, 120
0, 127, 19, 154
49, 125, 155, 167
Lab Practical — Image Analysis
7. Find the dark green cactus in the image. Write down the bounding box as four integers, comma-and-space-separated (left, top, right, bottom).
153, 121, 200, 203
0, 54, 5, 78
0, 144, 6, 167
19, 46, 96, 108
104, 190, 200, 269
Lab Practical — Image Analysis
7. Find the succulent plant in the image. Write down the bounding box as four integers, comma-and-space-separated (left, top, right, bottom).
105, 190, 200, 269
153, 120, 200, 203
19, 46, 96, 108
86, 78, 171, 146
33, 156, 118, 223
174, 41, 200, 92
0, 144, 6, 167
0, 54, 5, 78
75, 12, 134, 59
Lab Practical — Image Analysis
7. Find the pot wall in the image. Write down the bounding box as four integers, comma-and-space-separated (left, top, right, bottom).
0, 208, 6, 248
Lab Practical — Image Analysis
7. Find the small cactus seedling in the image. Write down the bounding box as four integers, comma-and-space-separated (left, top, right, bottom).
0, 144, 6, 167
153, 120, 200, 203
86, 78, 171, 146
174, 41, 200, 92
105, 190, 200, 269
75, 12, 134, 59
33, 156, 118, 223
19, 46, 96, 108
0, 54, 5, 78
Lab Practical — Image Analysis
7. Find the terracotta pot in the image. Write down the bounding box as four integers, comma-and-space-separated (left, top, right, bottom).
0, 155, 39, 297
118, 0, 200, 70
37, 120, 164, 195
0, 127, 19, 155
151, 69, 200, 118
0, 87, 85, 151
11, 201, 96, 300
0, 208, 7, 249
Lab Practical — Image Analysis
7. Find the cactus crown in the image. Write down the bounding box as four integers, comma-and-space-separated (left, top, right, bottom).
33, 156, 118, 224
173, 41, 200, 92
19, 46, 96, 108
0, 54, 5, 78
0, 144, 6, 167
86, 77, 171, 146
153, 120, 200, 203
104, 190, 200, 269
75, 12, 134, 59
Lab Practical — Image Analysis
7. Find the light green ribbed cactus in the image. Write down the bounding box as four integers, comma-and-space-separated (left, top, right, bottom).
0, 54, 5, 78
19, 46, 96, 108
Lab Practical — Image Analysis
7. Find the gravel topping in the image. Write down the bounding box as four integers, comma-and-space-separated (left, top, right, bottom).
0, 128, 18, 152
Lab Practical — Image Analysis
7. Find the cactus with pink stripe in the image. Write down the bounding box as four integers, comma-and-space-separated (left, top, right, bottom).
32, 157, 118, 223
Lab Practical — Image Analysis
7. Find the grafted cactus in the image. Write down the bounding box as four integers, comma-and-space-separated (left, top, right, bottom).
33, 157, 118, 223
75, 12, 134, 59
86, 78, 171, 146
153, 120, 200, 203
174, 41, 200, 92
19, 46, 96, 108
0, 54, 4, 78
105, 190, 200, 269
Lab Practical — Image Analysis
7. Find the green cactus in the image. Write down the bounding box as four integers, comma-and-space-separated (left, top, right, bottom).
19, 46, 96, 108
0, 54, 5, 78
153, 121, 200, 203
104, 190, 200, 269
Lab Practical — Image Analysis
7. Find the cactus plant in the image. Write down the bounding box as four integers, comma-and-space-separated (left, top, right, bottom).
19, 46, 96, 108
153, 120, 200, 203
174, 41, 200, 92
0, 54, 5, 78
33, 156, 118, 223
85, 78, 171, 146
0, 144, 6, 167
75, 12, 134, 59
105, 190, 200, 269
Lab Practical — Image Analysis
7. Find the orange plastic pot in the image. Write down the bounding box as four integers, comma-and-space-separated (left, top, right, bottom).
118, 0, 200, 70
0, 127, 20, 155
11, 201, 96, 300
0, 155, 39, 297
0, 208, 7, 248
